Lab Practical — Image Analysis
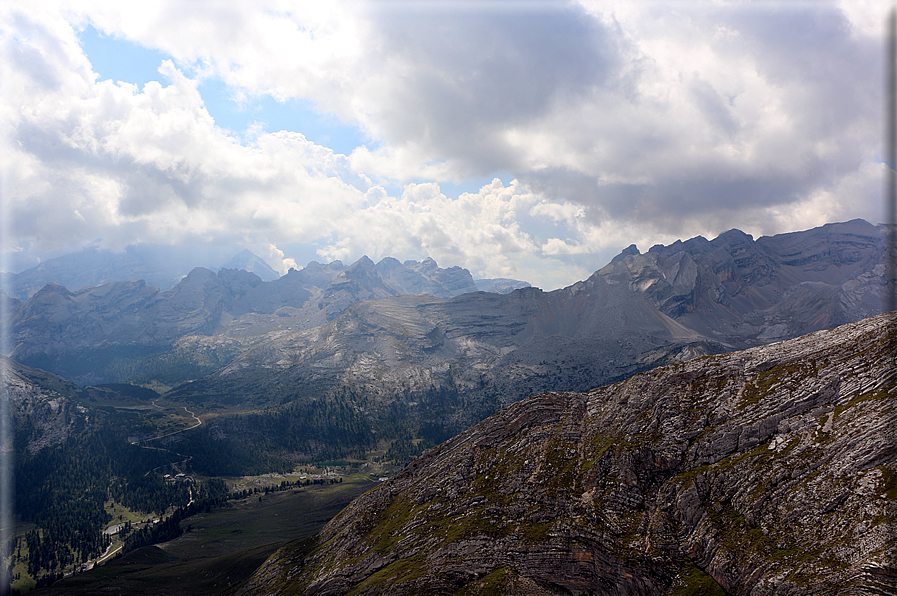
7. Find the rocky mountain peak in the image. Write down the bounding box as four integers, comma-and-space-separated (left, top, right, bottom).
611, 243, 640, 263
596, 219, 890, 343
220, 249, 280, 282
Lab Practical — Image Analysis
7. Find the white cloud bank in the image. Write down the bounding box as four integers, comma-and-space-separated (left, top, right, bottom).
0, 0, 889, 289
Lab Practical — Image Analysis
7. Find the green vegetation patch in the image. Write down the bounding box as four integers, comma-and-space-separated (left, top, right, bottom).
738, 360, 818, 408
359, 485, 516, 565
670, 560, 727, 596
38, 543, 276, 596
347, 553, 427, 595
454, 566, 516, 595
582, 432, 617, 469
316, 460, 352, 467
470, 445, 522, 506
702, 498, 840, 582
365, 495, 421, 554
876, 465, 897, 501
521, 521, 553, 544
674, 462, 713, 488
541, 438, 581, 494
833, 388, 891, 420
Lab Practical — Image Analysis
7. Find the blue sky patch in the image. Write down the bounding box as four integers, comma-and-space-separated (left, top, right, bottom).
78, 24, 169, 89
78, 24, 369, 157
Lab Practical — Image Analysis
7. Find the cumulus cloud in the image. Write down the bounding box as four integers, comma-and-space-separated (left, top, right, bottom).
3, 6, 369, 254
0, 0, 889, 290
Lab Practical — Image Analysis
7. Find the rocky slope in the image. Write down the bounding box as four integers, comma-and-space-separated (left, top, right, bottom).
168, 274, 721, 428
1, 357, 89, 455
171, 221, 892, 446
238, 312, 897, 596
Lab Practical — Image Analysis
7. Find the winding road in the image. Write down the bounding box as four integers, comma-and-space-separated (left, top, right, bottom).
130, 403, 203, 476
131, 403, 202, 445
79, 402, 205, 573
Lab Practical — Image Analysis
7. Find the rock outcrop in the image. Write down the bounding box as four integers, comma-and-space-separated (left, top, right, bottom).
239, 313, 897, 595
1, 357, 88, 454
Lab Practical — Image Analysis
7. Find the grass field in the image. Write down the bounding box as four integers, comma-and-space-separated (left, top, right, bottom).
31, 474, 381, 595
163, 479, 377, 559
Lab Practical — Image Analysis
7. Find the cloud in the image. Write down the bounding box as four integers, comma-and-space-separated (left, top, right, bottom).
3, 8, 371, 253
312, 177, 630, 289
0, 1, 888, 291
264, 243, 297, 275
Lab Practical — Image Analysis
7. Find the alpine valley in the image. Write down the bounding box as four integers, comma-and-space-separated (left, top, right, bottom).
3, 219, 895, 595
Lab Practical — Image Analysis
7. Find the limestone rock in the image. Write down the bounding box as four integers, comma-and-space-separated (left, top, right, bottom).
2, 357, 87, 454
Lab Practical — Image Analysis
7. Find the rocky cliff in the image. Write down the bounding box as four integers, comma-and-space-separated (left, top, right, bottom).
1, 357, 88, 455
238, 312, 897, 595
596, 219, 890, 344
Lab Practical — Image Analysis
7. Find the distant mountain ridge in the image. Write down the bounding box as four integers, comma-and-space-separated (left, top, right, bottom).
2, 246, 530, 302
596, 219, 887, 344
3, 254, 527, 385
2, 244, 225, 300
3, 220, 891, 400
220, 249, 280, 282
151, 219, 895, 466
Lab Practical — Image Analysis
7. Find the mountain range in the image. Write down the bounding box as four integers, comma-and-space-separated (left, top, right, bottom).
4, 255, 528, 386
2, 244, 530, 302
3, 219, 892, 458
164, 219, 894, 452
7, 218, 896, 594
237, 312, 897, 595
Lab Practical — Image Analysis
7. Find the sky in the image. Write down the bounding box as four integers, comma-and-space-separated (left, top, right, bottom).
0, 0, 890, 290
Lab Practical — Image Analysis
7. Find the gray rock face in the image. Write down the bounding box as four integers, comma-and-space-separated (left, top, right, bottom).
1, 357, 87, 454
378, 257, 480, 298
596, 219, 891, 344
240, 313, 897, 595
171, 274, 723, 424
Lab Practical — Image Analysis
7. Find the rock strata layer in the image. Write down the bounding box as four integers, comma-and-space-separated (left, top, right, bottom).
239, 313, 897, 595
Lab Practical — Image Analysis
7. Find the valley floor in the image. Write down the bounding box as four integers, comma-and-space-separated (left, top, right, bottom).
27, 474, 382, 595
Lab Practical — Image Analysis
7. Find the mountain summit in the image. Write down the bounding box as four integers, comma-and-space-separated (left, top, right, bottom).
4, 256, 524, 385
219, 249, 280, 282
596, 219, 887, 343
